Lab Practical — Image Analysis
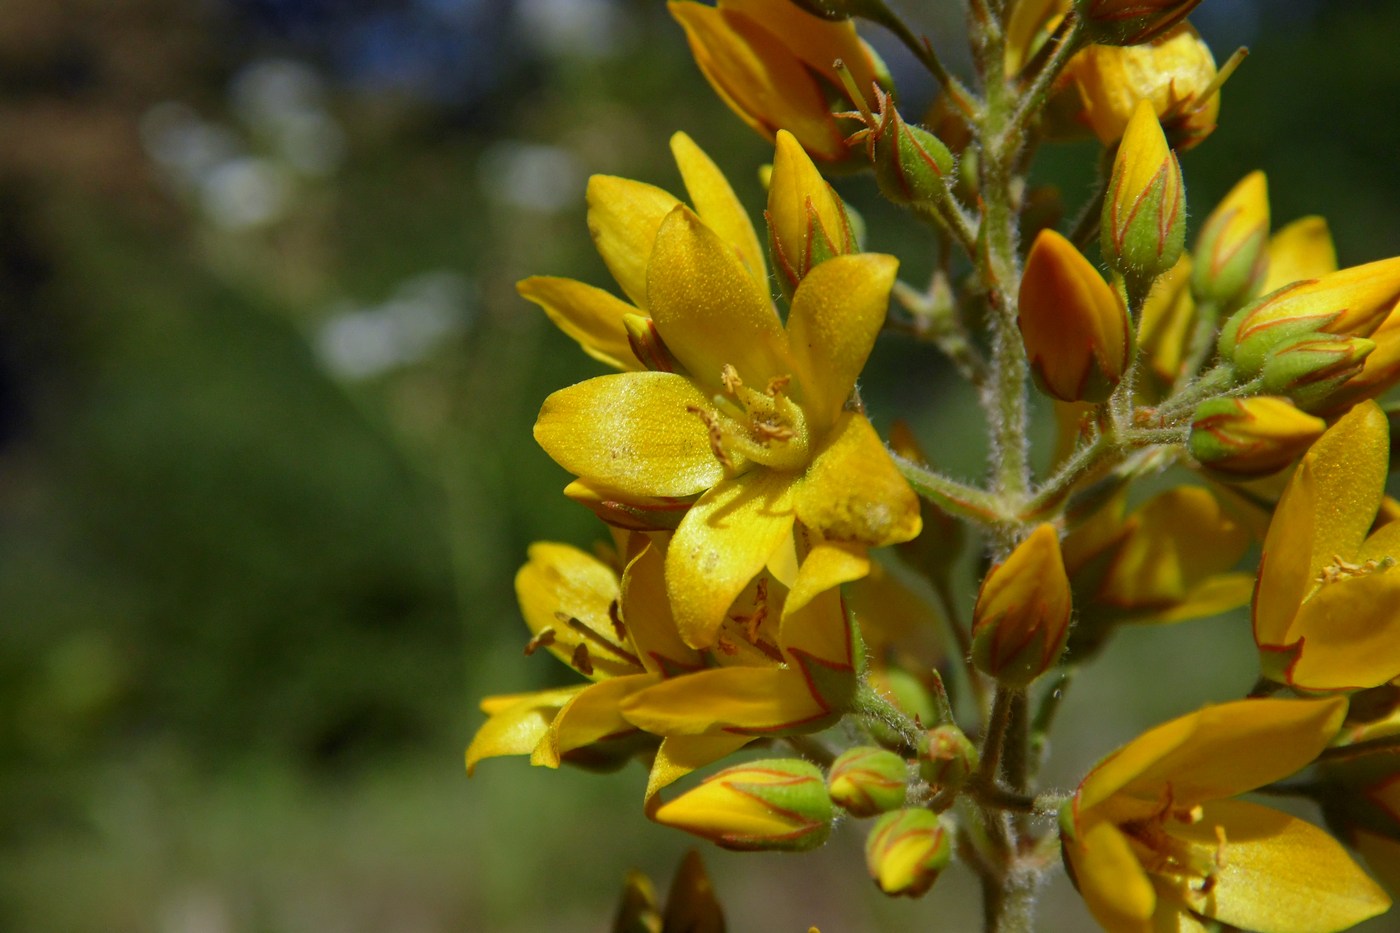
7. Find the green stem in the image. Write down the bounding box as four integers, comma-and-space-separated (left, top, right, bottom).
852, 681, 924, 753
977, 686, 1021, 787
1005, 15, 1086, 141
1029, 668, 1075, 774
893, 453, 1007, 525
931, 574, 990, 721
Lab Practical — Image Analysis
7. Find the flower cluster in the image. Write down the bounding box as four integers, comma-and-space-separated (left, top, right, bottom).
469, 1, 1400, 930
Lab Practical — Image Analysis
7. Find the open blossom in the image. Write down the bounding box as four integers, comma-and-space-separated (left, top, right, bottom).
533, 139, 919, 651
1254, 401, 1400, 691
1062, 697, 1388, 932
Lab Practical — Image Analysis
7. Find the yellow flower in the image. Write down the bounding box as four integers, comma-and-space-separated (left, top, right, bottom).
1068, 22, 1220, 150
668, 0, 887, 163
1018, 228, 1131, 403
1254, 401, 1400, 691
1261, 215, 1337, 295
970, 524, 1073, 687
1101, 100, 1186, 287
535, 185, 919, 648
1135, 253, 1195, 389
1062, 697, 1388, 933
518, 132, 766, 372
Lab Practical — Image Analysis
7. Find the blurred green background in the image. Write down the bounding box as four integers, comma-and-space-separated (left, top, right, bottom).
1, 1, 1397, 930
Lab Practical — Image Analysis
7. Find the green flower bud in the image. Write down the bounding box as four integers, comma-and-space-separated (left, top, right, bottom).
652, 759, 834, 852
1191, 171, 1270, 313
1260, 334, 1375, 411
1188, 396, 1326, 477
864, 809, 952, 898
919, 724, 978, 800
827, 747, 909, 817
1102, 101, 1186, 293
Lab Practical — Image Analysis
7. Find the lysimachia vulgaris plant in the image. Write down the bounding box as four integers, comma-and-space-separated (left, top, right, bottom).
469, 1, 1400, 929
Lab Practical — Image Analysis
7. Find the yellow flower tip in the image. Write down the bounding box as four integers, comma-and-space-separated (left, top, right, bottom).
1263, 215, 1337, 294
652, 758, 834, 851
768, 129, 853, 291
1189, 396, 1326, 478
864, 809, 952, 898
971, 524, 1073, 687
1192, 170, 1271, 310
1102, 100, 1186, 286
1019, 228, 1130, 402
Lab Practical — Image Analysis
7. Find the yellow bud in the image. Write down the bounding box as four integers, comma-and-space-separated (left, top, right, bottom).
1321, 311, 1400, 413
971, 524, 1073, 688
1069, 23, 1219, 149
1077, 0, 1204, 46
1188, 396, 1327, 477
1261, 216, 1337, 294
1136, 254, 1196, 387
1102, 100, 1186, 289
767, 130, 855, 294
864, 809, 952, 898
1192, 171, 1270, 311
827, 747, 909, 817
1219, 256, 1400, 373
668, 0, 888, 164
1259, 334, 1375, 412
1019, 229, 1131, 402
652, 759, 834, 851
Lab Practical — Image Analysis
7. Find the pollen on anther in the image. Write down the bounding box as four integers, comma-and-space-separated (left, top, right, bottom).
572, 643, 594, 676
524, 626, 556, 655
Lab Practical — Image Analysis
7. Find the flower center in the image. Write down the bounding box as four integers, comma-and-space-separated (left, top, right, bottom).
688, 364, 810, 473
1120, 790, 1229, 897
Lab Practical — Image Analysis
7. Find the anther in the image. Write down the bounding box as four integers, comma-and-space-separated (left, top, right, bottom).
524, 627, 556, 656
572, 643, 594, 676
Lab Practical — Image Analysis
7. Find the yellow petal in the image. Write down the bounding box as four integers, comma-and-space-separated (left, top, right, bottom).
785, 254, 899, 430
719, 0, 881, 102
539, 673, 661, 767
587, 175, 683, 309
515, 542, 634, 678
644, 734, 753, 806
1287, 571, 1400, 691
1300, 401, 1388, 587
1170, 799, 1390, 932
768, 130, 850, 282
465, 687, 581, 775
795, 412, 921, 547
671, 131, 766, 287
1066, 818, 1157, 933
647, 205, 788, 392
535, 372, 725, 498
782, 538, 868, 622
780, 576, 857, 669
1262, 216, 1338, 295
1147, 573, 1254, 623
516, 276, 641, 371
1078, 698, 1346, 816
667, 470, 796, 649
1255, 455, 1317, 647
622, 666, 831, 735
620, 535, 705, 675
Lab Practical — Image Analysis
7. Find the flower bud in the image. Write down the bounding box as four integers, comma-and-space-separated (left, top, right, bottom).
1259, 333, 1375, 412
767, 130, 856, 296
827, 747, 909, 817
669, 0, 889, 164
1136, 254, 1195, 388
850, 88, 954, 207
1019, 229, 1131, 402
624, 313, 685, 374
1077, 0, 1204, 46
1068, 23, 1220, 150
1321, 312, 1400, 414
1218, 257, 1400, 371
1261, 216, 1337, 294
864, 809, 952, 898
919, 724, 978, 799
652, 759, 834, 851
1191, 171, 1270, 312
971, 524, 1073, 688
1188, 396, 1326, 477
1101, 101, 1186, 291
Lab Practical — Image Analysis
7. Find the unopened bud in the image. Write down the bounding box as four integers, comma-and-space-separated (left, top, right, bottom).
1102, 101, 1186, 292
1188, 396, 1326, 477
1259, 333, 1375, 412
652, 759, 834, 851
624, 313, 685, 374
1192, 171, 1270, 312
864, 809, 952, 898
1321, 312, 1400, 414
1136, 254, 1196, 387
1261, 216, 1337, 294
1077, 0, 1204, 46
767, 130, 857, 296
1019, 229, 1131, 402
1218, 257, 1400, 370
827, 747, 909, 817
971, 524, 1073, 688
919, 724, 978, 799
